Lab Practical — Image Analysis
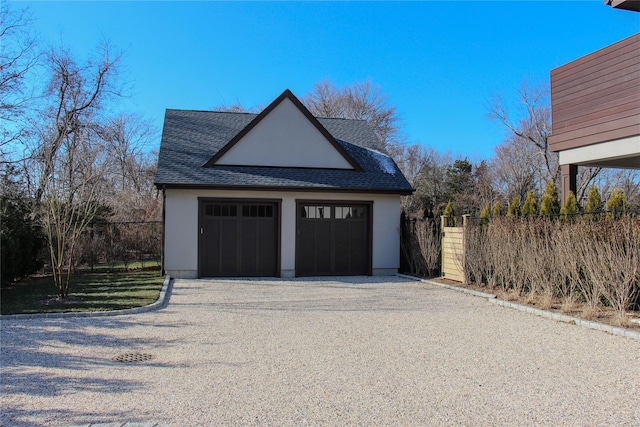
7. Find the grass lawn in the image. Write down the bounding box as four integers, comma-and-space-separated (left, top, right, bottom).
1, 268, 164, 315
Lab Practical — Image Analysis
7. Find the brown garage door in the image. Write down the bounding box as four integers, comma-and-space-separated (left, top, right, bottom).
199, 200, 279, 277
296, 202, 371, 276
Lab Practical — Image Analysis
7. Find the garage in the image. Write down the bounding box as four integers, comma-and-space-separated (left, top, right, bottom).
199, 200, 279, 277
156, 90, 414, 279
296, 202, 372, 276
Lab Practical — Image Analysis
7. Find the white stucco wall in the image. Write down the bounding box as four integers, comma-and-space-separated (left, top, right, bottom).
215, 98, 354, 169
163, 189, 401, 278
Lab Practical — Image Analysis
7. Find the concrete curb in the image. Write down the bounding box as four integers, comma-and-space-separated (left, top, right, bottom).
398, 274, 640, 341
398, 273, 498, 300
1, 275, 172, 321
488, 298, 640, 340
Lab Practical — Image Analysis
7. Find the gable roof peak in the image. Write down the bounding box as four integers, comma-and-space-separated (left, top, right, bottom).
203, 89, 363, 171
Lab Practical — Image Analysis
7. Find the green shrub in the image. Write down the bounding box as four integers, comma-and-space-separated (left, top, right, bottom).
492, 201, 503, 217
507, 196, 520, 217
521, 191, 538, 216
585, 186, 602, 213
540, 181, 560, 215
560, 191, 579, 215
1, 194, 44, 287
606, 188, 628, 212
443, 201, 455, 226
479, 203, 491, 225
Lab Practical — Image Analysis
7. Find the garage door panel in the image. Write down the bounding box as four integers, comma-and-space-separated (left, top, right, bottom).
257, 221, 276, 274
314, 221, 332, 273
219, 218, 239, 275
334, 222, 351, 273
297, 203, 371, 276
240, 219, 258, 275
350, 223, 367, 273
201, 217, 221, 277
298, 221, 316, 274
200, 201, 278, 277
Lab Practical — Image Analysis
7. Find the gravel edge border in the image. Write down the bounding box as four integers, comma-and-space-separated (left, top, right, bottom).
398, 274, 640, 341
1, 275, 172, 320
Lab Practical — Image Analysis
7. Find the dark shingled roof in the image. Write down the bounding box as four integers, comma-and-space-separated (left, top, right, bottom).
154, 109, 414, 195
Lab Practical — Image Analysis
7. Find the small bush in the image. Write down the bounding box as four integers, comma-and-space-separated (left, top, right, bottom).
522, 191, 538, 216
507, 196, 520, 217
607, 188, 628, 213
540, 181, 560, 215
560, 191, 579, 215
492, 201, 503, 217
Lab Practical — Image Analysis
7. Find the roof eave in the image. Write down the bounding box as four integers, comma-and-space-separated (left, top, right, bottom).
154, 182, 414, 196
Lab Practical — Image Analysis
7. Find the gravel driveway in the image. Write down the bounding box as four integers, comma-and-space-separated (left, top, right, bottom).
2, 276, 640, 426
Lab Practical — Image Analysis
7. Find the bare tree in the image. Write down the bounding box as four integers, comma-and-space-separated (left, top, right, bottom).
490, 82, 558, 183
303, 78, 404, 153
0, 4, 39, 163
490, 133, 543, 203
27, 41, 121, 297
31, 41, 120, 203
576, 167, 603, 204
400, 146, 452, 217
490, 81, 600, 201
303, 79, 346, 119
101, 113, 154, 193
212, 102, 260, 113
40, 127, 109, 297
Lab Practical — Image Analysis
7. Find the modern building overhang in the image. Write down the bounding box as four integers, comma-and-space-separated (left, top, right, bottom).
549, 32, 640, 168
558, 135, 640, 169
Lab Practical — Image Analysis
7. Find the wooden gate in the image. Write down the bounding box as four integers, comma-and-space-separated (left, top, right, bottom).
440, 215, 469, 282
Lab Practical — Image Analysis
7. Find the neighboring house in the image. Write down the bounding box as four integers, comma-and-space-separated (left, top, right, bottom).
154, 89, 413, 279
549, 23, 639, 201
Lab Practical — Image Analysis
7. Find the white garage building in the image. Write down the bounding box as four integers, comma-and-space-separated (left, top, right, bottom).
154, 90, 413, 279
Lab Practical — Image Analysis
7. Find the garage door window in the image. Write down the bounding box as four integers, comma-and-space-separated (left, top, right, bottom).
335, 206, 366, 219
206, 204, 237, 217
302, 206, 331, 219
242, 205, 273, 217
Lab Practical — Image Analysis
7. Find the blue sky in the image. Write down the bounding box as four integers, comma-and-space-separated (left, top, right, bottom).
18, 1, 640, 159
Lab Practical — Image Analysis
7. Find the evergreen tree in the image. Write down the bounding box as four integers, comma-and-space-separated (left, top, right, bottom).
560, 191, 579, 215
443, 201, 455, 226
492, 201, 503, 217
507, 196, 520, 217
479, 203, 491, 225
585, 186, 602, 213
522, 191, 538, 216
480, 203, 491, 218
1, 170, 44, 286
539, 181, 560, 215
606, 188, 628, 213
443, 159, 476, 214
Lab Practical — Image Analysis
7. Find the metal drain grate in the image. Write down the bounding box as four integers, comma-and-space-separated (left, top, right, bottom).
112, 352, 154, 363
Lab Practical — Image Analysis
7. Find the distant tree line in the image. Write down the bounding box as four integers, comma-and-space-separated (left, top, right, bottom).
1, 4, 160, 295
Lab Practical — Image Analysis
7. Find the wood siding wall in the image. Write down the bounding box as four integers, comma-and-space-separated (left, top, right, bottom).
549, 33, 640, 152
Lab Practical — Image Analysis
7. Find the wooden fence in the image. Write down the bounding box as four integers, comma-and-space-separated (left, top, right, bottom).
440, 215, 469, 282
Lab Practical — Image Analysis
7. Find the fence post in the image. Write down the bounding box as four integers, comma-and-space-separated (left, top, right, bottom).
440, 215, 446, 277
462, 214, 470, 283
